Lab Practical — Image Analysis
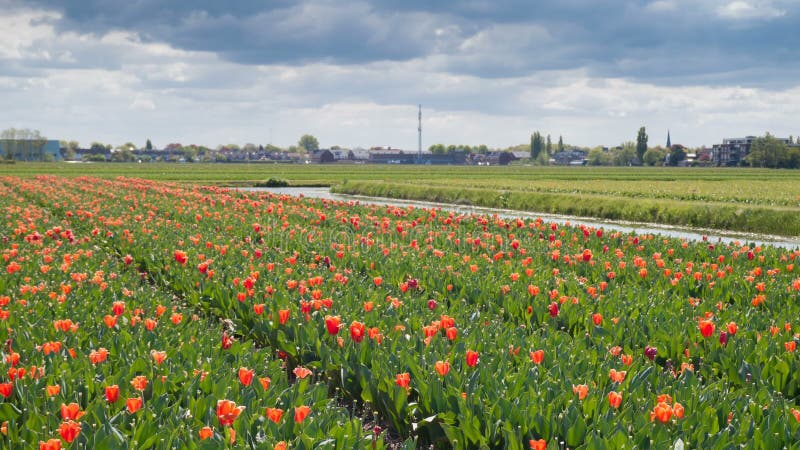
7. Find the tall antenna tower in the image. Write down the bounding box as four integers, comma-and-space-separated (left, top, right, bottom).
417, 104, 422, 163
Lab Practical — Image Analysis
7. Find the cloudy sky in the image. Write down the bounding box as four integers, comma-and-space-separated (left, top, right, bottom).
1, 0, 798, 150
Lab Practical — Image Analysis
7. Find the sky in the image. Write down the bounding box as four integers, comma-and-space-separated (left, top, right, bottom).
1, 0, 798, 150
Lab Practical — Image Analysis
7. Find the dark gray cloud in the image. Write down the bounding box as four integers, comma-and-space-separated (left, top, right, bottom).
17, 0, 800, 86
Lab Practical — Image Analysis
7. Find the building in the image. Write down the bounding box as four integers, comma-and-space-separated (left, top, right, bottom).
711, 136, 792, 166
0, 139, 62, 161
310, 149, 335, 163
553, 149, 588, 165
368, 149, 467, 165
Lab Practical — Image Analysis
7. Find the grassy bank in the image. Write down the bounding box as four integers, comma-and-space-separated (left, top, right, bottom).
333, 180, 800, 236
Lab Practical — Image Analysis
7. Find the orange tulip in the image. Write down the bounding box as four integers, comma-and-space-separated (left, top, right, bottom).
608, 391, 623, 409
60, 403, 85, 420
350, 321, 366, 343
572, 384, 588, 400
785, 341, 797, 352
46, 385, 60, 397
529, 438, 546, 450
609, 369, 626, 383
39, 439, 61, 450
89, 347, 109, 364
446, 327, 458, 341
151, 350, 167, 366
395, 372, 411, 389
592, 313, 603, 326
238, 367, 254, 387
266, 407, 284, 424
294, 405, 311, 423
791, 408, 800, 423
131, 375, 148, 391
199, 426, 213, 440
58, 420, 81, 443
434, 360, 450, 376
126, 397, 143, 414
103, 314, 117, 328
650, 401, 673, 423
293, 366, 312, 379
278, 309, 290, 325
216, 399, 245, 426
259, 376, 271, 391
274, 442, 287, 450
673, 402, 685, 419
530, 350, 544, 365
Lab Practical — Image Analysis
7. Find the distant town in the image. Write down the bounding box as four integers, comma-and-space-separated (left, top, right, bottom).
2, 128, 799, 168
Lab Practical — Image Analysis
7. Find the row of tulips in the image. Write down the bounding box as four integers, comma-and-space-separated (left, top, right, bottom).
1, 175, 799, 448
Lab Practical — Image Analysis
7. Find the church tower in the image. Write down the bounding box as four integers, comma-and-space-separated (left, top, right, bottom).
666, 130, 671, 148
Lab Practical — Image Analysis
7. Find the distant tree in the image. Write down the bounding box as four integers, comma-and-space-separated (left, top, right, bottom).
530, 132, 544, 160
747, 133, 788, 168
90, 142, 110, 153
111, 148, 134, 162
118, 142, 136, 152
243, 143, 258, 153
264, 144, 283, 153
298, 134, 319, 153
557, 135, 564, 153
428, 144, 446, 154
636, 126, 648, 163
546, 134, 552, 156
643, 147, 668, 166
613, 142, 637, 166
476, 144, 489, 154
667, 146, 686, 166
785, 147, 800, 169
145, 139, 153, 150
587, 148, 611, 166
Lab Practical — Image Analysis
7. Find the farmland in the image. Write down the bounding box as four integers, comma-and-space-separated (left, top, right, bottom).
3, 163, 800, 236
1, 175, 799, 448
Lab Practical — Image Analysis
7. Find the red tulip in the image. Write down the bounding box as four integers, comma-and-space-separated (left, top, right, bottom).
608, 391, 623, 409
238, 367, 254, 387
105, 385, 119, 403
325, 315, 341, 335
350, 321, 366, 343
266, 407, 283, 423
465, 350, 479, 368
698, 319, 715, 338
294, 405, 311, 423
58, 421, 81, 443
216, 399, 244, 426
126, 397, 143, 414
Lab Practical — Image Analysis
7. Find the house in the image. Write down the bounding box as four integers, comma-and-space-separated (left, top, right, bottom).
329, 149, 354, 161
310, 150, 335, 163
368, 149, 468, 165
553, 149, 588, 165
711, 136, 792, 166
473, 151, 518, 166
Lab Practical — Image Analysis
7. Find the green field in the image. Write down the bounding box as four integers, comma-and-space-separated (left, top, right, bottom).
3, 163, 799, 236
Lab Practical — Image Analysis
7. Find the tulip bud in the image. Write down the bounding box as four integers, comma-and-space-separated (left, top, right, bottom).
645, 346, 657, 361
427, 299, 437, 310
719, 331, 728, 346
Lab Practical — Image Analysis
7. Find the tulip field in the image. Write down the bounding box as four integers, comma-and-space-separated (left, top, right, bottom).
1, 175, 800, 449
